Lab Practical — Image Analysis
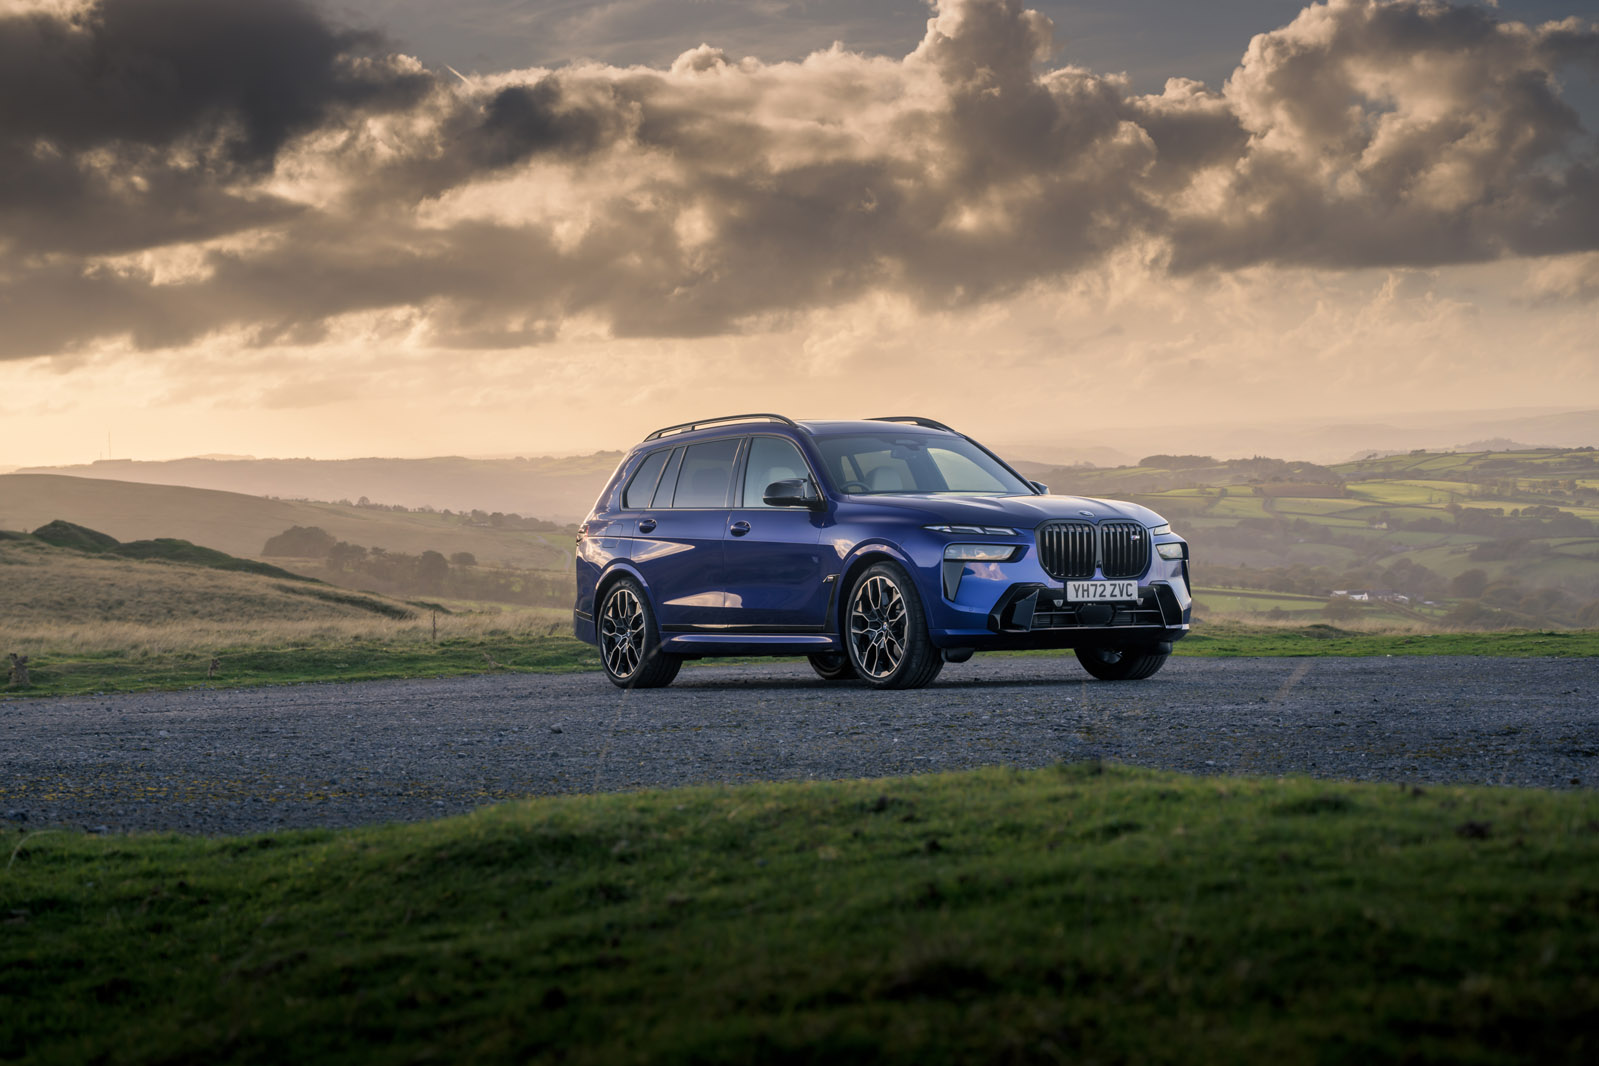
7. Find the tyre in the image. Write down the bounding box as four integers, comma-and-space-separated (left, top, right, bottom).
845, 562, 943, 690
807, 652, 858, 682
597, 577, 682, 689
1074, 646, 1168, 681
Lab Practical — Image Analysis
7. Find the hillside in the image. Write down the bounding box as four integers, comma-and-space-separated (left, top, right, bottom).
12, 453, 624, 523
1034, 447, 1599, 628
0, 475, 573, 572
0, 533, 416, 627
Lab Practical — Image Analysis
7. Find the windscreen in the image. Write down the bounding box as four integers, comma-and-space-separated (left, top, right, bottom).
814, 434, 1031, 496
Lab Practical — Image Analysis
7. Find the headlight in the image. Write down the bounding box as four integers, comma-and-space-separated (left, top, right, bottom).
1157, 542, 1187, 560
944, 544, 1018, 561
1149, 523, 1171, 536
925, 524, 1016, 536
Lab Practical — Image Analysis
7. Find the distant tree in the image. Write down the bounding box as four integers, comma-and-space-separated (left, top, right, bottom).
417, 550, 449, 593
449, 551, 478, 567
327, 541, 368, 570
261, 525, 336, 557
1450, 569, 1489, 599
1138, 454, 1216, 469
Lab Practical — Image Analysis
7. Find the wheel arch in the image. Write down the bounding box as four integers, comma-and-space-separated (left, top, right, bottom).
834, 543, 920, 635
595, 561, 650, 607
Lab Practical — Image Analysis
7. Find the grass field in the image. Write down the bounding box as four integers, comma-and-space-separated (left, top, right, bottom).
3, 764, 1595, 1065
0, 607, 593, 698
0, 536, 421, 627
1174, 621, 1599, 657
7, 621, 1598, 699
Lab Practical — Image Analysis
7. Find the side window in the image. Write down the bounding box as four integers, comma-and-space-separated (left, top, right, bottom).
669, 438, 740, 508
649, 448, 684, 508
742, 437, 809, 507
622, 450, 669, 510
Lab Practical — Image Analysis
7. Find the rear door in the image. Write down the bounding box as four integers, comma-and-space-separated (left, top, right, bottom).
630, 437, 740, 627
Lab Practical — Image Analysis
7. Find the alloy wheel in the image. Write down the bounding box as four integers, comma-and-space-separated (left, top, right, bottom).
849, 574, 908, 679
600, 586, 646, 679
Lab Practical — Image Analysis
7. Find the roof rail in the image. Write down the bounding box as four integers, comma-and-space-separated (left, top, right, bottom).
870, 415, 956, 433
644, 413, 800, 441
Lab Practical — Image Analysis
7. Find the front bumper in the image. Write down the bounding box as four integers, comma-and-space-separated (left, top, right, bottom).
922, 539, 1191, 650
988, 581, 1189, 632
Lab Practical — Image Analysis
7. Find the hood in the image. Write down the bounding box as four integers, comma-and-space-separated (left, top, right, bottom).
845, 493, 1167, 529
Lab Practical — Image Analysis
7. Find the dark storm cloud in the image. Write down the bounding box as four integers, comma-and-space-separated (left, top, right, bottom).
0, 0, 430, 255
2, 0, 1597, 361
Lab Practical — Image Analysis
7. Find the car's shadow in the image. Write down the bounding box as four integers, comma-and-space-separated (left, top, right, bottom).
649, 672, 1142, 691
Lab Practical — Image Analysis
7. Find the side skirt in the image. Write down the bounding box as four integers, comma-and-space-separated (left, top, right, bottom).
659, 633, 842, 657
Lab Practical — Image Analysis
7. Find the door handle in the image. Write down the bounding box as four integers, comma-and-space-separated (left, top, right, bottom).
638, 518, 657, 533
729, 520, 751, 536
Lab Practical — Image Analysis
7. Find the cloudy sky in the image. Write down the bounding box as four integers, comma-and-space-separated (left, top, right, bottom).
2, 0, 1597, 466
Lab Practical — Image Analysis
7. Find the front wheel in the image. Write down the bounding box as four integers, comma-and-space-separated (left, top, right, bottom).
598, 578, 681, 689
845, 562, 943, 689
1074, 647, 1168, 681
808, 652, 857, 682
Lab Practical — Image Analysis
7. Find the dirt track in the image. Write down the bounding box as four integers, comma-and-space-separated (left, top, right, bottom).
2, 655, 1595, 835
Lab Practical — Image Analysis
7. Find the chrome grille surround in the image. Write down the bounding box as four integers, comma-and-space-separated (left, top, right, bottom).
1035, 520, 1149, 581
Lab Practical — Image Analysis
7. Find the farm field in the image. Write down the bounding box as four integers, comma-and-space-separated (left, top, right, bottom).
1034, 447, 1599, 629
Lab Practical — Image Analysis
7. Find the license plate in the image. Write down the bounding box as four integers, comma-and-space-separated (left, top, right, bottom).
1065, 579, 1138, 602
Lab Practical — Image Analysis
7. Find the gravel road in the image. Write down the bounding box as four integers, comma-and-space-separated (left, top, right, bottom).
3, 656, 1596, 836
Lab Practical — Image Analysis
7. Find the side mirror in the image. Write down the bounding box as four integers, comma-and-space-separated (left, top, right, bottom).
763, 478, 823, 509
1030, 480, 1050, 495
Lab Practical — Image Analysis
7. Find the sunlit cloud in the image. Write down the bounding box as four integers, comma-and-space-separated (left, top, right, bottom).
0, 0, 1596, 465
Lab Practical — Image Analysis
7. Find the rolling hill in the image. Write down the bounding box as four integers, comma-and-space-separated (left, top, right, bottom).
1031, 447, 1599, 627
0, 530, 417, 627
11, 453, 624, 523
0, 474, 573, 572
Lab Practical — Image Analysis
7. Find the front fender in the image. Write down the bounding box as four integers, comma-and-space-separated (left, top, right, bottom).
834, 540, 929, 635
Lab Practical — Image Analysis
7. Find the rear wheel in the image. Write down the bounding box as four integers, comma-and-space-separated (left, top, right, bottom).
598, 578, 681, 689
808, 652, 857, 682
1074, 647, 1168, 681
846, 562, 943, 690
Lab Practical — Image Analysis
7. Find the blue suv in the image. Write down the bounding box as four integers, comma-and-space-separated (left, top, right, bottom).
574, 415, 1191, 688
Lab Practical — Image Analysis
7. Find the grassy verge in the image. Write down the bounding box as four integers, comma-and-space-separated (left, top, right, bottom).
1175, 621, 1599, 657
3, 764, 1596, 1064
0, 632, 600, 699
4, 619, 1595, 698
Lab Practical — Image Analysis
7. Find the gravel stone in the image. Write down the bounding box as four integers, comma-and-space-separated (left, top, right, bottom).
1, 655, 1594, 836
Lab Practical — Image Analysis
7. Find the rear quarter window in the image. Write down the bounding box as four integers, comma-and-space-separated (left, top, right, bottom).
622, 450, 670, 509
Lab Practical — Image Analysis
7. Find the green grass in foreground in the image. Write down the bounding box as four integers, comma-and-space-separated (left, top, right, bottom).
2, 765, 1596, 1064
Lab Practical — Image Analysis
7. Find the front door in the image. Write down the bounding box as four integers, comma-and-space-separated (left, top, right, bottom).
722, 435, 830, 629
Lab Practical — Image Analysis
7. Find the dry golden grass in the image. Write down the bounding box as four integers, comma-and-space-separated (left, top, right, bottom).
0, 538, 412, 625
0, 538, 569, 657
1, 607, 572, 658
